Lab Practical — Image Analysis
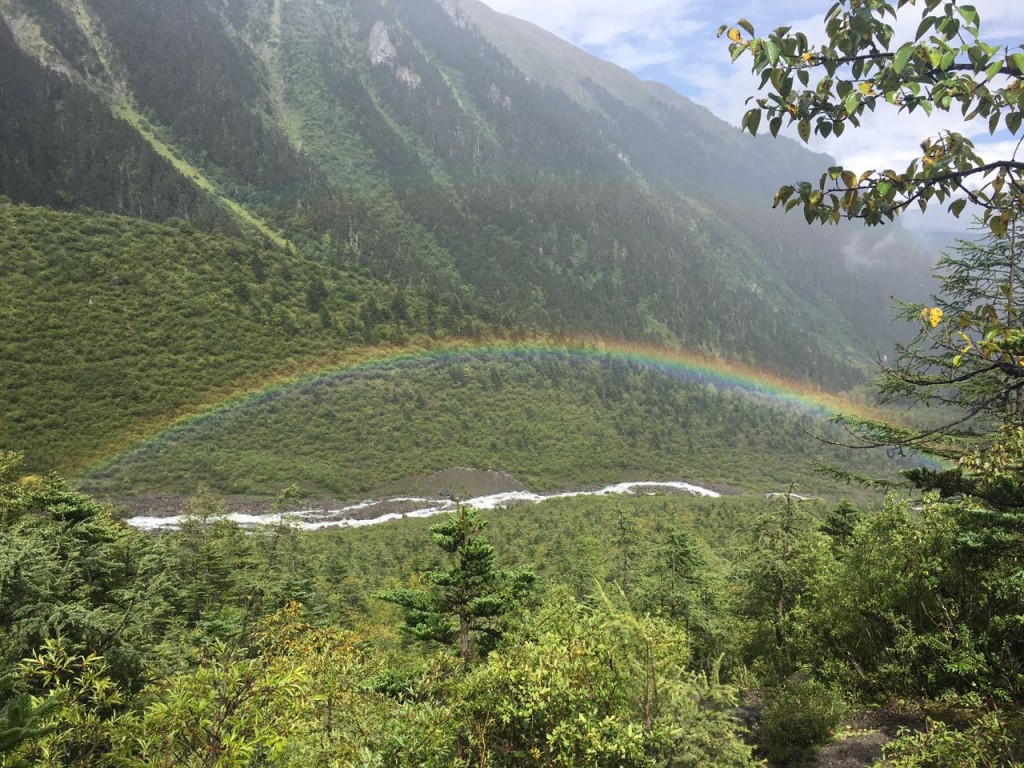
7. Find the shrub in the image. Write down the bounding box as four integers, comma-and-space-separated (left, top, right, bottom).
759, 676, 847, 765
879, 710, 1023, 768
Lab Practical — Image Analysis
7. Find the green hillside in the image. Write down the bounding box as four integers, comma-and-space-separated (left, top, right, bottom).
1, 2, 1020, 764
0, 202, 477, 475
82, 351, 902, 498
0, 0, 929, 375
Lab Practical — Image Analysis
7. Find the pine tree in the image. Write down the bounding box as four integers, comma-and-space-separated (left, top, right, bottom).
377, 504, 534, 664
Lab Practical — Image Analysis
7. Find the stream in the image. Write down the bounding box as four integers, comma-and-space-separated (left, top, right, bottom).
125, 480, 721, 532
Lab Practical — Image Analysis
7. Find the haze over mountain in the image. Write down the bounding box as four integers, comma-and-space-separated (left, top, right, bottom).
0, 0, 930, 488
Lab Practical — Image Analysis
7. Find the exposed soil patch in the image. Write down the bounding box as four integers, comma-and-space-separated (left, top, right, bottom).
371, 467, 530, 499
788, 707, 926, 768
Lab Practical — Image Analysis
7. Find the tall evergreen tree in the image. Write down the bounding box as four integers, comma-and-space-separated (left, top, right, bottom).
378, 505, 533, 664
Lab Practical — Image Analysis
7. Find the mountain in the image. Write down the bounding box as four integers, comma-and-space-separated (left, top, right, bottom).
0, 0, 930, 486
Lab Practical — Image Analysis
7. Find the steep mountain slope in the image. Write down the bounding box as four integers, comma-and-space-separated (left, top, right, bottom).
0, 0, 930, 483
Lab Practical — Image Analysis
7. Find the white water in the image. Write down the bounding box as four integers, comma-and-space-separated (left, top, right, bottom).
125, 480, 720, 532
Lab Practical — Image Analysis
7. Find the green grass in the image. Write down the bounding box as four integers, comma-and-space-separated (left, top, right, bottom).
112, 104, 290, 248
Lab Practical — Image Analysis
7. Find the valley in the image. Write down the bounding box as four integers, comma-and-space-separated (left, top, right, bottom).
1, 0, 1021, 765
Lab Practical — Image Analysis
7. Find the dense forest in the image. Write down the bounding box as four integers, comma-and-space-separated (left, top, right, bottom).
3, 459, 1023, 766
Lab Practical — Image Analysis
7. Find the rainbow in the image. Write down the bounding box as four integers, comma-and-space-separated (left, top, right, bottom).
76, 336, 883, 480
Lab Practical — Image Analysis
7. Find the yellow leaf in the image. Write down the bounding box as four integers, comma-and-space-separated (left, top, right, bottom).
929, 307, 944, 327
728, 27, 743, 43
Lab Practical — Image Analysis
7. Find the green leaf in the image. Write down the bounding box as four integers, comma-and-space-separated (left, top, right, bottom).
1010, 53, 1024, 75
843, 90, 861, 116
737, 17, 755, 36
742, 108, 762, 135
957, 5, 978, 24
893, 42, 914, 74
798, 119, 811, 142
949, 198, 967, 217
1007, 112, 1023, 135
915, 16, 934, 40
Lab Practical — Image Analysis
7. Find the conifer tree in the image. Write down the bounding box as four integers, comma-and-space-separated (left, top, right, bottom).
378, 504, 534, 664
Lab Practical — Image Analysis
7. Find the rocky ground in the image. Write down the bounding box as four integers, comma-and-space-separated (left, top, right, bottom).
808, 707, 926, 768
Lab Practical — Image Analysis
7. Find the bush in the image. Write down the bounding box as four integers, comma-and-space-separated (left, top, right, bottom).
759, 676, 847, 765
879, 710, 1023, 768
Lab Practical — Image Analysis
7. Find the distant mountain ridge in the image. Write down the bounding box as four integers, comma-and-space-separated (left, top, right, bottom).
0, 0, 931, 479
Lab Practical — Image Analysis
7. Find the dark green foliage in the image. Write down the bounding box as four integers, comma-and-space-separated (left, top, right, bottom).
85, 351, 902, 497
612, 504, 641, 597
0, 0, 938, 495
0, 0, 932, 418
0, 466, 1020, 764
0, 20, 229, 228
0, 475, 159, 689
821, 498, 862, 549
880, 709, 1024, 768
0, 672, 61, 768
378, 505, 534, 663
772, 497, 1024, 703
0, 203, 469, 474
632, 525, 723, 661
6, 0, 1022, 760
737, 493, 831, 675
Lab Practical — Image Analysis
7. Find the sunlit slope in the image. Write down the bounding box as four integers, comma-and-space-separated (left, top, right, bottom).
0, 203, 474, 474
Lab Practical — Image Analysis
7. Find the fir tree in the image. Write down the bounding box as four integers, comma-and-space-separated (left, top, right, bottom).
378, 504, 534, 664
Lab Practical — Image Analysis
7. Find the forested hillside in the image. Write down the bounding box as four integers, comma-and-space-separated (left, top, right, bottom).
3, 458, 1022, 766
0, 0, 934, 483
0, 202, 479, 474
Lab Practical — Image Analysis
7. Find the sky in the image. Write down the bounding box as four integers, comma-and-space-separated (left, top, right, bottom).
484, 0, 1024, 231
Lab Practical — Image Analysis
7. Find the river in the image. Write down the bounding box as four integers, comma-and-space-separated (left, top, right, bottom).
125, 480, 721, 532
